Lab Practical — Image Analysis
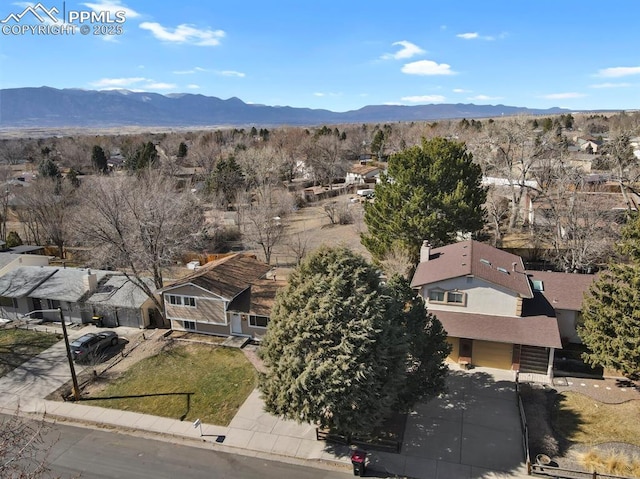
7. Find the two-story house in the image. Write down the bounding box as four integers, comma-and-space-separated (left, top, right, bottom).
160, 254, 285, 339
411, 240, 563, 381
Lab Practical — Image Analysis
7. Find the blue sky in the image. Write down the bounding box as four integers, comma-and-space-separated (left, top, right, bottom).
1, 1, 639, 112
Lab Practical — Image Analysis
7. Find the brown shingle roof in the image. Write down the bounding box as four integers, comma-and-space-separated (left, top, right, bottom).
163, 254, 272, 300
526, 270, 596, 311
411, 240, 533, 298
434, 309, 562, 348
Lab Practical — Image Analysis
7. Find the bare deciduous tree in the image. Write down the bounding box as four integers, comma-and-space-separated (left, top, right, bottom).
73, 172, 204, 319
536, 178, 620, 272
0, 409, 54, 479
469, 116, 552, 229
15, 178, 77, 258
242, 185, 292, 264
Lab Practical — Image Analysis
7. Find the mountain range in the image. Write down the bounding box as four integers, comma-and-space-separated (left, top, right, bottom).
0, 86, 573, 128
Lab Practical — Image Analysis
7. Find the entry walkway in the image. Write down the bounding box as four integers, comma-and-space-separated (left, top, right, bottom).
0, 331, 530, 479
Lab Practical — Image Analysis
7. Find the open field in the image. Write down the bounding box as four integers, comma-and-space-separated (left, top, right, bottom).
83, 343, 257, 426
0, 328, 61, 377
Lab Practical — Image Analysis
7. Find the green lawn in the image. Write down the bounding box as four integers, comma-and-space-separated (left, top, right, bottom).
553, 391, 640, 447
85, 343, 257, 426
0, 328, 61, 377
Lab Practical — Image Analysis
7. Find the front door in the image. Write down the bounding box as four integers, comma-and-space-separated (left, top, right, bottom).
231, 313, 243, 335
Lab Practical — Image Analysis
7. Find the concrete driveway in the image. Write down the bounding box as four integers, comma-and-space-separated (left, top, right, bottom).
368, 368, 527, 479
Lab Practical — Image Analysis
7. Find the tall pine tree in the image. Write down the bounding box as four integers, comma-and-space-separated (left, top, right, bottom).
579, 213, 640, 378
259, 246, 450, 436
361, 137, 486, 263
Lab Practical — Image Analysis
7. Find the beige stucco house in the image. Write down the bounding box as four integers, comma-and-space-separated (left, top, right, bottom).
410, 240, 595, 381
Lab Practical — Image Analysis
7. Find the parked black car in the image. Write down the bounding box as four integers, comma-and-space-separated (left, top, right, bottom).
70, 331, 118, 362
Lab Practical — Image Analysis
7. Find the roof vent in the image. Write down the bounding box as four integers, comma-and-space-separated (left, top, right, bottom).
497, 267, 509, 274
480, 258, 491, 266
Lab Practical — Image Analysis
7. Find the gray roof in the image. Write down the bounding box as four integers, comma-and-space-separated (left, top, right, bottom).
27, 266, 111, 302
9, 245, 46, 254
0, 253, 27, 270
0, 266, 57, 298
87, 275, 154, 309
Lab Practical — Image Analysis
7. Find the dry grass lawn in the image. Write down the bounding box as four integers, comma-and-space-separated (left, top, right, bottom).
85, 343, 256, 426
554, 392, 640, 447
0, 328, 61, 377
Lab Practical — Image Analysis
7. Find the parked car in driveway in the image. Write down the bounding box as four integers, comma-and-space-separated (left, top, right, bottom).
70, 331, 118, 362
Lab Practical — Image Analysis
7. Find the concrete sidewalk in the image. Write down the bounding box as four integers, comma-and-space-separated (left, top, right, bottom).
1, 331, 530, 479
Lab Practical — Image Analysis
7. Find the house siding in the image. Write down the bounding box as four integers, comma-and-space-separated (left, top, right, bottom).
163, 284, 228, 325
447, 337, 459, 362
166, 298, 227, 325
422, 276, 520, 317
556, 309, 582, 344
174, 320, 229, 336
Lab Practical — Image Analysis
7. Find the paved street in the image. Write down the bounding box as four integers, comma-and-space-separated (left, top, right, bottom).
9, 415, 350, 479
1, 326, 530, 479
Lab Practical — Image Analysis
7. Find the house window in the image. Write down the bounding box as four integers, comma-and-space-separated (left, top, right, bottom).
447, 292, 465, 304
168, 295, 196, 308
428, 290, 466, 306
428, 290, 445, 302
0, 296, 17, 308
531, 280, 544, 292
183, 320, 196, 330
249, 315, 269, 328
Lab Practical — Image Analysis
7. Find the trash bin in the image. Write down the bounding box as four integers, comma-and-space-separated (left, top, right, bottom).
91, 316, 103, 327
350, 449, 366, 476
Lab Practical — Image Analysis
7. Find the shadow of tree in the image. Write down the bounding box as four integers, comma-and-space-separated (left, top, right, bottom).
322, 369, 526, 479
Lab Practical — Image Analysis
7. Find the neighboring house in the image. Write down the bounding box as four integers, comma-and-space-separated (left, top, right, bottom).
345, 163, 381, 185
411, 240, 563, 381
0, 252, 49, 278
160, 253, 284, 339
0, 266, 110, 323
85, 275, 159, 329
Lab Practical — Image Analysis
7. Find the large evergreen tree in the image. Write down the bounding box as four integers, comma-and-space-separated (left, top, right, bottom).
126, 141, 158, 171
361, 137, 486, 263
259, 246, 450, 436
91, 145, 108, 173
579, 213, 640, 378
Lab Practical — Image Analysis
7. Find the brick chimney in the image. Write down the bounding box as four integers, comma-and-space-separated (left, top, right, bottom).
83, 269, 97, 293
420, 240, 432, 263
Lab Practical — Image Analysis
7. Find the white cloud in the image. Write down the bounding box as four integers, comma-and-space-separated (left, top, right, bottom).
187, 84, 200, 89
467, 94, 503, 101
456, 31, 506, 41
381, 40, 425, 60
146, 82, 176, 90
172, 67, 207, 75
453, 88, 471, 93
597, 66, 640, 78
218, 70, 245, 78
589, 82, 632, 89
401, 60, 455, 76
541, 92, 586, 99
90, 77, 147, 87
81, 1, 140, 19
401, 95, 446, 103
313, 91, 341, 97
139, 22, 225, 46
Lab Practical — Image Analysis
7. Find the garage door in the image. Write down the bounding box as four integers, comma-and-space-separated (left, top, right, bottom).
473, 340, 513, 369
